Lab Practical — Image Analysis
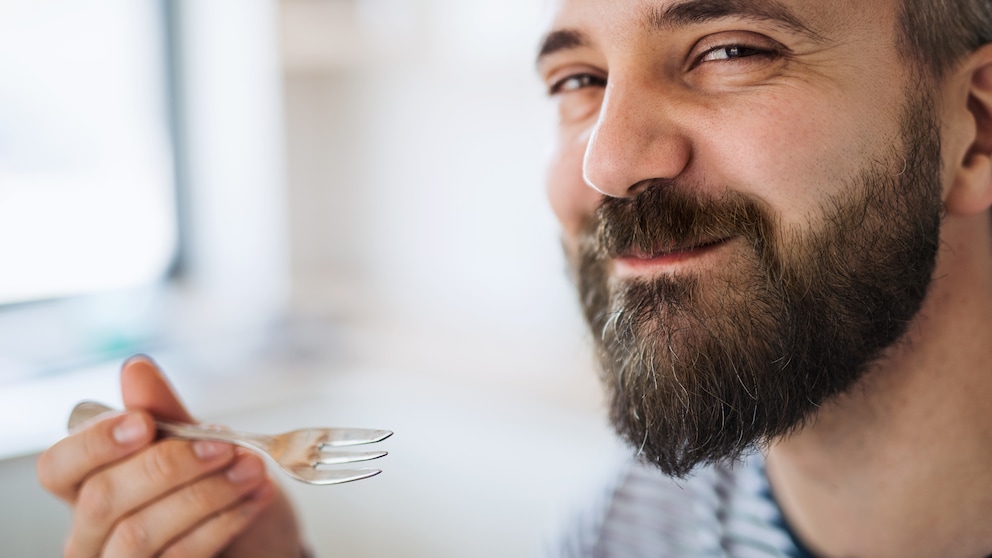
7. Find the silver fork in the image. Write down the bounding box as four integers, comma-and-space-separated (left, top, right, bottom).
68, 401, 392, 486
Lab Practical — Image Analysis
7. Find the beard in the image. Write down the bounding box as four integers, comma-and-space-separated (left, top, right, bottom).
574, 96, 944, 477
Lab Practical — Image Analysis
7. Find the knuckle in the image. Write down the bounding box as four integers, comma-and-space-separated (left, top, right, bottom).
111, 515, 153, 555
144, 443, 183, 482
78, 424, 111, 465
35, 450, 58, 491
184, 476, 223, 512
75, 476, 115, 527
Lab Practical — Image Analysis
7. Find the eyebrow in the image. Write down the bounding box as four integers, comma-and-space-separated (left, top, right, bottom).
536, 0, 821, 66
537, 29, 590, 63
651, 0, 820, 38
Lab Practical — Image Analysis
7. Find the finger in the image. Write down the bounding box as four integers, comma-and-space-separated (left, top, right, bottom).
120, 355, 195, 423
37, 410, 156, 502
101, 454, 270, 558
159, 482, 275, 558
65, 438, 237, 558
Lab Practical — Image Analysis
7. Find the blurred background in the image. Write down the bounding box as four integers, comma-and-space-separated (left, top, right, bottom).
0, 0, 625, 556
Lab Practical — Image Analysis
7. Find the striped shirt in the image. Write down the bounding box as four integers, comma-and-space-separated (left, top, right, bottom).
550, 452, 814, 557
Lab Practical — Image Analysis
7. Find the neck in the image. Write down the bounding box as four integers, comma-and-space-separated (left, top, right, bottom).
766, 213, 992, 558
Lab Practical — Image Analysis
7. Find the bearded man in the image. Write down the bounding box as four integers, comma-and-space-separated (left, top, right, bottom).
37, 0, 992, 557
539, 0, 992, 555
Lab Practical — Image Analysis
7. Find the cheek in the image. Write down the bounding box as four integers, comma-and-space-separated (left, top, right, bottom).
698, 92, 896, 224
546, 129, 602, 243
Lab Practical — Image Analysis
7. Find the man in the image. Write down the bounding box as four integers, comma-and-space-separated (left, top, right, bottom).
37, 0, 992, 556
540, 0, 992, 555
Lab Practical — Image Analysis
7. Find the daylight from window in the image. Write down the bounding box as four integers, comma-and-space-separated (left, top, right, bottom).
0, 0, 177, 305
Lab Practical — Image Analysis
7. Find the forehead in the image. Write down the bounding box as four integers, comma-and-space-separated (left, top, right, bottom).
541, 0, 900, 52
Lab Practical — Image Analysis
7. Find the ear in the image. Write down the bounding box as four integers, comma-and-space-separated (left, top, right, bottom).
947, 46, 992, 216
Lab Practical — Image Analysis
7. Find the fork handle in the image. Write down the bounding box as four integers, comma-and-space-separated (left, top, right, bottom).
68, 401, 275, 453
155, 421, 275, 453
68, 401, 118, 430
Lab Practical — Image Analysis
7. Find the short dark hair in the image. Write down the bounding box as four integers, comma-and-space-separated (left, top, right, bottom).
900, 0, 992, 80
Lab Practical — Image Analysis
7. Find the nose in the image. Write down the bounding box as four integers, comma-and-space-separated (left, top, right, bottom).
582, 80, 692, 198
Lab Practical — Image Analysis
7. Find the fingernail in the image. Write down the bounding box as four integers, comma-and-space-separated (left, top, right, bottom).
226, 456, 265, 483
112, 414, 147, 445
192, 441, 232, 460
121, 353, 156, 369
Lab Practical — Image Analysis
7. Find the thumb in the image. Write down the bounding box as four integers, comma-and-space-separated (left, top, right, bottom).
120, 355, 196, 424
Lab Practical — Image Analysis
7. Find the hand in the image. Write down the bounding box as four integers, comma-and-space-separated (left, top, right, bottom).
36, 356, 306, 557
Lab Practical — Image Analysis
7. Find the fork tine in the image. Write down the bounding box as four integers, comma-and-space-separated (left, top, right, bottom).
315, 428, 393, 447
301, 468, 383, 486
315, 450, 388, 465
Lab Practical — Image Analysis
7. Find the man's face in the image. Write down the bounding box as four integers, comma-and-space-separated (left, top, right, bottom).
538, 0, 945, 476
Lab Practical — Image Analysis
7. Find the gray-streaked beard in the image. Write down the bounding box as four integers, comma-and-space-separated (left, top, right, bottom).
573, 98, 943, 478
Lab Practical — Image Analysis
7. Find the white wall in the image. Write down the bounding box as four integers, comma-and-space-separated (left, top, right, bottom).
283, 0, 571, 330
280, 0, 603, 407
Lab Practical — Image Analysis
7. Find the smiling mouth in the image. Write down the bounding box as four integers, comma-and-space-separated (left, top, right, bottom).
613, 238, 732, 274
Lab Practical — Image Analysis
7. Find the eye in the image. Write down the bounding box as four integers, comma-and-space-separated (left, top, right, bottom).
548, 73, 607, 96
687, 32, 787, 72
696, 44, 779, 65
683, 33, 788, 89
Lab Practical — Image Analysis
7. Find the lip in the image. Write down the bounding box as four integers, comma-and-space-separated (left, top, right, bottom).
613, 238, 732, 277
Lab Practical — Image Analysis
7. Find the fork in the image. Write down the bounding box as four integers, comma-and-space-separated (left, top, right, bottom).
68, 401, 392, 486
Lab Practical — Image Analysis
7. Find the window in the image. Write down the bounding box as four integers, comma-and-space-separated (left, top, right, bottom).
0, 0, 178, 306
0, 0, 179, 385
0, 0, 288, 458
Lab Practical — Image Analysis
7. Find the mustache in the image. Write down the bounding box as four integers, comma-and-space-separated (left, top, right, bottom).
587, 180, 773, 260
